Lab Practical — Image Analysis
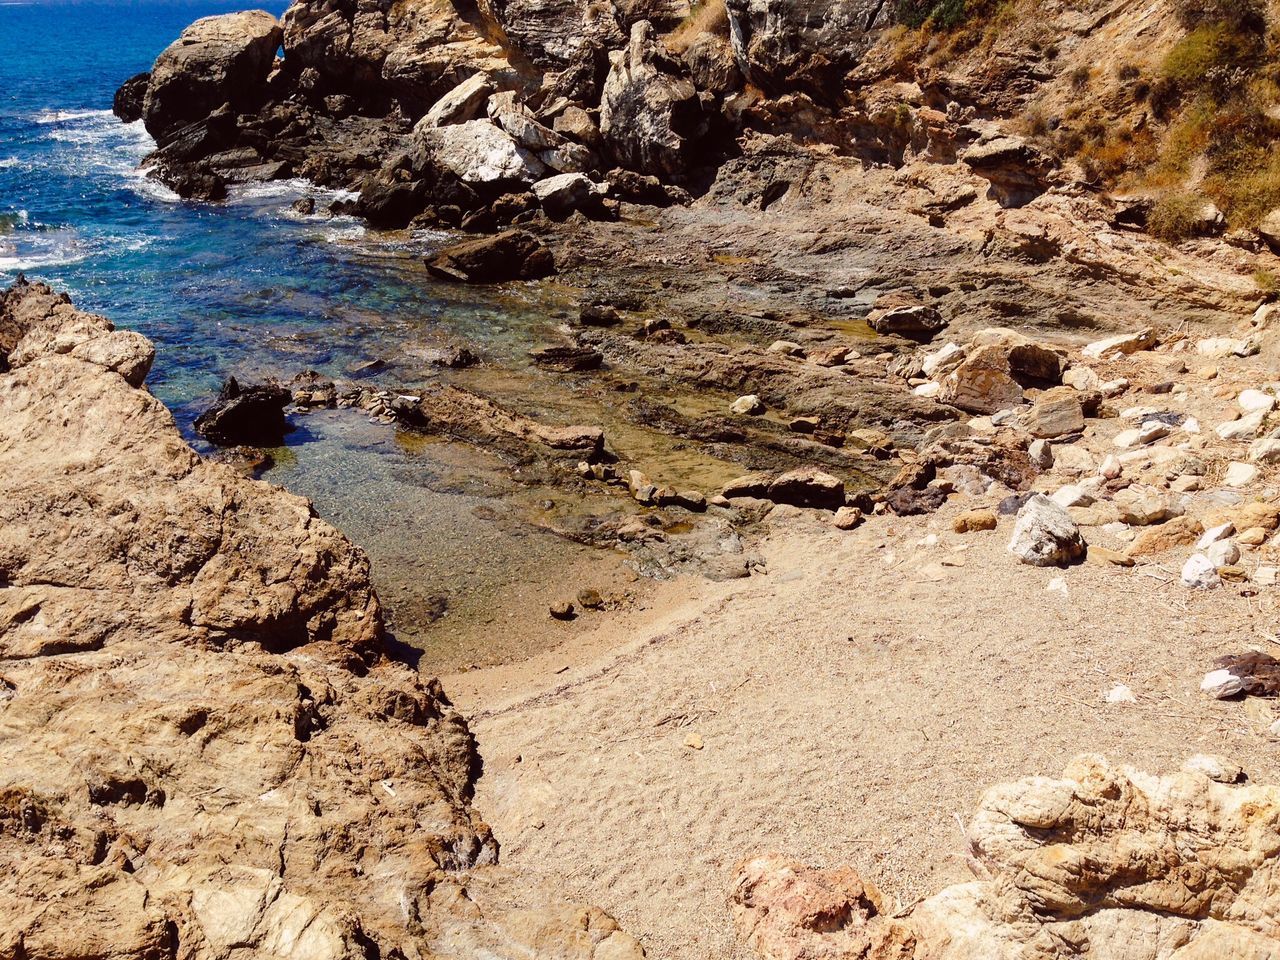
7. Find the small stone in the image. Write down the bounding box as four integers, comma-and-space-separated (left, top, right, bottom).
550, 601, 576, 620
952, 508, 997, 533
1224, 462, 1260, 487
1007, 494, 1086, 567
1082, 329, 1157, 359
1029, 439, 1054, 469
922, 343, 965, 378
1197, 523, 1235, 549
1238, 527, 1268, 546
1249, 438, 1280, 464
683, 733, 704, 750
1105, 684, 1137, 703
1022, 388, 1085, 439
1206, 539, 1241, 567
1254, 566, 1279, 586
1216, 410, 1267, 441
576, 588, 604, 610
1170, 476, 1202, 493
768, 339, 804, 356
1126, 516, 1203, 558
1090, 545, 1135, 567
1240, 389, 1276, 413
1100, 455, 1122, 480
833, 506, 864, 530
1182, 754, 1243, 783
730, 394, 765, 416
789, 416, 820, 434
1051, 485, 1094, 509
1113, 487, 1180, 526
1201, 668, 1243, 699
1181, 554, 1221, 589
913, 381, 941, 399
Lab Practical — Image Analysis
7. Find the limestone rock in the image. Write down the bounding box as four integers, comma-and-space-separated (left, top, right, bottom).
422, 73, 495, 127
953, 509, 997, 533
1182, 553, 1221, 588
937, 345, 1024, 415
416, 119, 549, 185
1081, 328, 1157, 359
143, 11, 282, 141
1007, 494, 1085, 567
533, 172, 604, 217
1126, 516, 1203, 558
600, 21, 708, 178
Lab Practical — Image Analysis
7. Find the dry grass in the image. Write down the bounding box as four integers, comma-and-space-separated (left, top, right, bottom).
665, 0, 728, 54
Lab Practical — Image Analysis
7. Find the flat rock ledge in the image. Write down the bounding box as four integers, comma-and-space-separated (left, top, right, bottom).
0, 279, 641, 960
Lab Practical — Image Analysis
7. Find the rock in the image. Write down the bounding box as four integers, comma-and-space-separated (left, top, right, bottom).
1205, 501, 1280, 533
1239, 388, 1276, 413
530, 345, 603, 372
1007, 494, 1086, 567
1099, 454, 1122, 479
577, 588, 604, 609
767, 339, 803, 356
1081, 328, 1158, 359
723, 468, 844, 510
1216, 409, 1267, 441
422, 73, 494, 127
1197, 522, 1235, 549
1198, 336, 1260, 358
142, 11, 282, 142
730, 394, 765, 415
1022, 387, 1084, 439
1207, 539, 1241, 567
1259, 208, 1280, 253
1201, 668, 1245, 699
1090, 545, 1135, 567
112, 72, 150, 123
953, 509, 997, 533
1250, 438, 1280, 463
1182, 553, 1221, 589
1028, 439, 1054, 469
1255, 566, 1279, 585
1225, 462, 1260, 487
416, 119, 549, 185
532, 172, 604, 217
1183, 754, 1244, 783
425, 230, 555, 283
1105, 683, 1137, 702
1113, 486, 1181, 526
193, 376, 292, 447
866, 298, 946, 343
1239, 527, 1268, 547
599, 22, 708, 178
1204, 652, 1280, 697
937, 345, 1024, 415
833, 506, 863, 530
550, 601, 576, 620
1050, 485, 1094, 509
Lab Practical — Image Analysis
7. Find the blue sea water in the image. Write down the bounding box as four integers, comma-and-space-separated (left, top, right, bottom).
0, 0, 561, 424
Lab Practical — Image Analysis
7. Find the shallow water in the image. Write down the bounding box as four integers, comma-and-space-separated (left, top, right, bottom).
0, 1, 749, 664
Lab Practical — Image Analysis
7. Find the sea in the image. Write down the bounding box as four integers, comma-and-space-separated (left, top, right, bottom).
0, 0, 627, 661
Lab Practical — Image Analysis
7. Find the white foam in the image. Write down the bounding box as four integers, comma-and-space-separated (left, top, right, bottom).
0, 158, 22, 170
34, 108, 114, 125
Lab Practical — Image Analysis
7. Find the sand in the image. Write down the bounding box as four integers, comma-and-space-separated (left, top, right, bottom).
447, 501, 1280, 960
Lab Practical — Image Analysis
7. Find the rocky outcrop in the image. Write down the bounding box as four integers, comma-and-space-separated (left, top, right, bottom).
599, 21, 712, 179
0, 279, 641, 960
143, 11, 283, 142
735, 756, 1280, 959
724, 0, 891, 98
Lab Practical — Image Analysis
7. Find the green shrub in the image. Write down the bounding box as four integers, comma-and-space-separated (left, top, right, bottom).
1148, 192, 1209, 242
1173, 0, 1266, 35
897, 0, 971, 30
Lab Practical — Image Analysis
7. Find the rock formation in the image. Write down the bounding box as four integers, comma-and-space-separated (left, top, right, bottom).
0, 278, 641, 960
734, 755, 1280, 959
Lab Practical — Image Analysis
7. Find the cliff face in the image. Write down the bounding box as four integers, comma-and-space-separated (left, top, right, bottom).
0, 279, 642, 960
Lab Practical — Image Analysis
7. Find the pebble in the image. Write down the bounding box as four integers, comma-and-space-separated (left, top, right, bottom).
1249, 438, 1280, 464
1182, 754, 1244, 783
1201, 668, 1244, 699
952, 508, 997, 533
730, 394, 765, 416
549, 601, 576, 620
1215, 409, 1266, 441
1105, 684, 1137, 704
683, 733, 704, 750
833, 506, 864, 530
1181, 554, 1221, 589
1238, 527, 1268, 547
1255, 567, 1280, 586
1239, 389, 1276, 413
1099, 455, 1122, 479
576, 588, 604, 610
1051, 485, 1094, 508
1029, 439, 1054, 469
1197, 523, 1235, 549
913, 381, 941, 398
1224, 462, 1259, 487
1206, 539, 1241, 567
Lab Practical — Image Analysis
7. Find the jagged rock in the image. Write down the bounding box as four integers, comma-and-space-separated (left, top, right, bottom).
722, 0, 890, 97
112, 71, 149, 123
423, 73, 495, 127
142, 11, 282, 141
937, 345, 1024, 415
1081, 327, 1157, 359
1182, 553, 1221, 589
424, 230, 555, 283
1022, 387, 1085, 438
416, 119, 549, 185
533, 172, 605, 217
1007, 493, 1085, 566
194, 376, 292, 447
1259, 209, 1280, 253
961, 135, 1053, 207
600, 21, 708, 179
866, 296, 946, 343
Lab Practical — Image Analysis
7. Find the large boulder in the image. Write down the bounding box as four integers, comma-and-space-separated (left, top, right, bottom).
600, 21, 710, 179
142, 10, 283, 141
416, 118, 549, 186
476, 0, 689, 67
193, 376, 292, 447
425, 229, 556, 283
723, 0, 891, 98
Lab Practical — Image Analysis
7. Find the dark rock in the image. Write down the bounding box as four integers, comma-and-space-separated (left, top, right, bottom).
530, 345, 604, 372
424, 230, 556, 283
579, 303, 623, 326
112, 73, 150, 123
194, 377, 292, 447
292, 197, 316, 216
866, 295, 947, 342
157, 167, 228, 202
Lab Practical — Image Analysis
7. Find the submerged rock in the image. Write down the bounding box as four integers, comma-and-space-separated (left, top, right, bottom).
425, 230, 556, 283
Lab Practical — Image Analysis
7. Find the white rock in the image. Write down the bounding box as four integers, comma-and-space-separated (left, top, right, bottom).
1007, 494, 1086, 567
1249, 438, 1280, 463
1082, 329, 1156, 359
1198, 336, 1260, 358
1224, 462, 1259, 487
417, 119, 548, 184
1113, 429, 1142, 449
1047, 576, 1068, 595
1104, 684, 1137, 704
1029, 439, 1053, 469
1201, 668, 1243, 698
532, 172, 603, 214
1182, 416, 1201, 434
1099, 455, 1122, 479
913, 381, 941, 398
1051, 485, 1094, 508
1182, 553, 1221, 589
1101, 378, 1130, 398
1062, 366, 1101, 391
1197, 523, 1235, 549
730, 394, 764, 415
1182, 754, 1243, 783
1239, 389, 1276, 413
922, 343, 964, 378
1206, 539, 1241, 567
1255, 566, 1279, 586
1138, 421, 1172, 443
421, 73, 494, 127
1216, 410, 1267, 441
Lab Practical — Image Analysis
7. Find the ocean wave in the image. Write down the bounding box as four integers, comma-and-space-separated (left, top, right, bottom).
34, 108, 114, 125
0, 157, 23, 170
321, 223, 367, 243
